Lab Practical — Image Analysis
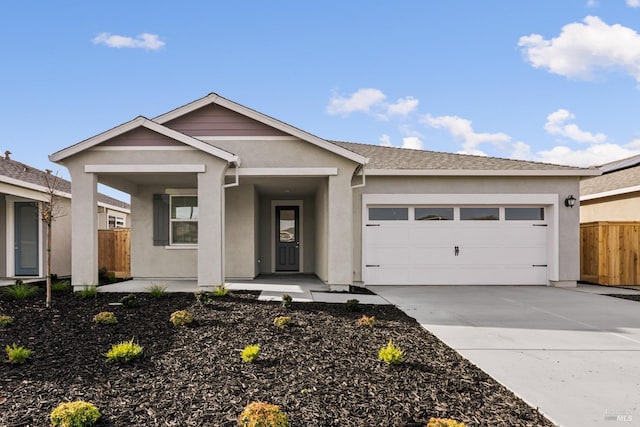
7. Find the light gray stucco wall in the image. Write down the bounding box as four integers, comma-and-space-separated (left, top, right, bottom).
0, 195, 6, 277
225, 184, 256, 279
354, 175, 581, 285
315, 179, 328, 282
51, 197, 72, 277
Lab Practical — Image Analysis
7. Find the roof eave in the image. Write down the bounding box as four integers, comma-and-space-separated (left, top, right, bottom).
366, 168, 600, 177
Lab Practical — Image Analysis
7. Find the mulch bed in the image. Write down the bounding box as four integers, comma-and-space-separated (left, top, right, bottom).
0, 287, 554, 427
604, 294, 640, 302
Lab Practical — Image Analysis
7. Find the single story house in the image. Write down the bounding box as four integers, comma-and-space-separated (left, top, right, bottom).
0, 152, 130, 279
580, 154, 640, 222
50, 93, 598, 290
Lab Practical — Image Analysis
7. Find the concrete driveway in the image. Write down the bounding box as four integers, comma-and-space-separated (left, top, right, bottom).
370, 285, 640, 427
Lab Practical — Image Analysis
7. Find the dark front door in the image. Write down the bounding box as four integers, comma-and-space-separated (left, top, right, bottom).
275, 206, 299, 271
15, 202, 39, 276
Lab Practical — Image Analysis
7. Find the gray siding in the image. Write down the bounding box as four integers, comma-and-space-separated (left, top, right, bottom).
100, 127, 183, 146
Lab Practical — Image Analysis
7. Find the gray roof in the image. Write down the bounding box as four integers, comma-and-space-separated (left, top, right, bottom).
598, 154, 640, 174
331, 141, 586, 171
581, 163, 640, 196
0, 157, 130, 210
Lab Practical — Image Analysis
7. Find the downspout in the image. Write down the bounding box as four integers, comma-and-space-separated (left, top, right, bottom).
351, 162, 367, 189
223, 157, 241, 189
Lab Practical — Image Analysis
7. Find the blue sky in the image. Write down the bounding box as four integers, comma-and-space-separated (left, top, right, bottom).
2, 1, 640, 200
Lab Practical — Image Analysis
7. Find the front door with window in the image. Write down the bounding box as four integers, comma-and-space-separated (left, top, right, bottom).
15, 202, 39, 276
275, 206, 299, 271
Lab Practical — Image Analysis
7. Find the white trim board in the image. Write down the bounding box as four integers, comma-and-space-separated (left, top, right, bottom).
366, 169, 600, 177
225, 168, 338, 177
85, 164, 206, 173
580, 184, 640, 201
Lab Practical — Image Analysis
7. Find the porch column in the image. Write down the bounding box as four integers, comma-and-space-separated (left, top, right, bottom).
327, 174, 353, 289
197, 167, 225, 287
70, 170, 98, 289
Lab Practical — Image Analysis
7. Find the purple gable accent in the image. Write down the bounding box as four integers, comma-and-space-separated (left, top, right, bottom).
164, 104, 289, 137
99, 127, 184, 147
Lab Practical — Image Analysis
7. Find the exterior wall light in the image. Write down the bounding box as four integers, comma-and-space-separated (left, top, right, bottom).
564, 195, 577, 208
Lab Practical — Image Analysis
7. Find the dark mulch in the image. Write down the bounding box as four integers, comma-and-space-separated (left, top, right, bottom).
0, 287, 554, 427
604, 294, 640, 302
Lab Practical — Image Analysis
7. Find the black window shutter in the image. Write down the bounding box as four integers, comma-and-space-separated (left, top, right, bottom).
153, 194, 170, 246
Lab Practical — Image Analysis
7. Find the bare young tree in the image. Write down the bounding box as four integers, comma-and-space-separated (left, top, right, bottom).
41, 169, 65, 308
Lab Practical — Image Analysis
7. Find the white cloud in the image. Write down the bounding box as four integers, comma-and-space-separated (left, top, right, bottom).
326, 88, 386, 116
628, 0, 640, 7
387, 96, 419, 116
544, 109, 607, 143
586, 0, 598, 7
423, 114, 511, 153
93, 32, 165, 50
379, 134, 393, 147
511, 141, 532, 160
518, 16, 640, 83
536, 143, 640, 166
402, 136, 423, 150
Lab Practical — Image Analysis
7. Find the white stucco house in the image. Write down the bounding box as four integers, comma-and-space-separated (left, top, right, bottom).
0, 153, 129, 280
49, 93, 598, 290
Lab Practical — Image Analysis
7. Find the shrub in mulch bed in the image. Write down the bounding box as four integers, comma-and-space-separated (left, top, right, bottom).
0, 288, 555, 426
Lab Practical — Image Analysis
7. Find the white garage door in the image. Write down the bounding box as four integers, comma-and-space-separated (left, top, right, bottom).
364, 206, 548, 285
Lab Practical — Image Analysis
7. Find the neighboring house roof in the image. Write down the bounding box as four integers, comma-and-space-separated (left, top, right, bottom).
0, 156, 130, 211
598, 154, 640, 174
581, 162, 640, 200
333, 141, 597, 176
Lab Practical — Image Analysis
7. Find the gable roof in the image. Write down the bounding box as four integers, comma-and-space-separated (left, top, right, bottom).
0, 156, 130, 210
49, 116, 239, 164
153, 93, 368, 165
333, 141, 598, 176
581, 163, 640, 200
598, 154, 640, 174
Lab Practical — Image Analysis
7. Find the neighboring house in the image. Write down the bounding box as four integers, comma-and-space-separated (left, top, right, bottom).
49, 93, 598, 290
0, 152, 130, 279
580, 154, 640, 222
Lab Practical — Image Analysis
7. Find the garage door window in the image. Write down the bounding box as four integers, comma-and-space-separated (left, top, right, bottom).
415, 207, 453, 221
460, 207, 499, 221
369, 207, 408, 220
505, 207, 544, 221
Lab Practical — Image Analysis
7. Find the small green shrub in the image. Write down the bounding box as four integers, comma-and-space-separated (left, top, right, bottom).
281, 294, 292, 308
50, 400, 101, 427
119, 294, 138, 308
93, 311, 117, 325
170, 310, 193, 326
6, 343, 32, 364
238, 401, 288, 427
194, 290, 214, 304
273, 316, 292, 328
240, 344, 260, 363
52, 280, 71, 292
344, 299, 360, 312
212, 284, 229, 297
147, 283, 167, 298
105, 338, 143, 363
76, 285, 97, 299
378, 339, 405, 365
357, 315, 375, 327
0, 315, 14, 327
427, 418, 467, 427
4, 281, 38, 299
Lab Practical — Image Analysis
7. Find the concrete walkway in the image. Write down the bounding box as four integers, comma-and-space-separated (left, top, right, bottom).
97, 275, 388, 304
370, 284, 640, 427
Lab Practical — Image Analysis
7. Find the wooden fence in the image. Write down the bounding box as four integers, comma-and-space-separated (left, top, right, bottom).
98, 228, 131, 278
580, 221, 640, 285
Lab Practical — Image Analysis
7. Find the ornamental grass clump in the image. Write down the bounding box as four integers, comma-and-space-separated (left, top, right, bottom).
378, 339, 405, 365
51, 280, 71, 292
93, 311, 117, 325
6, 343, 32, 364
0, 315, 13, 327
240, 344, 260, 363
170, 310, 193, 326
76, 285, 97, 299
50, 400, 101, 427
273, 316, 292, 328
357, 315, 375, 327
147, 283, 167, 298
105, 338, 143, 363
4, 280, 38, 299
238, 401, 288, 427
427, 417, 467, 427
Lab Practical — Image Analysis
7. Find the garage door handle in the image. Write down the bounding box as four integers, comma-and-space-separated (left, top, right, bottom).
366, 224, 380, 227
532, 264, 547, 267
366, 264, 380, 267
454, 246, 459, 256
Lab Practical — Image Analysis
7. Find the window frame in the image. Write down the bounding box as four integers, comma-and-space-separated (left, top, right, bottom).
169, 194, 198, 245
107, 215, 125, 229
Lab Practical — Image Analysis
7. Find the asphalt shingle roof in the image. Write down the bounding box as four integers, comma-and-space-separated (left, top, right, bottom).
331, 141, 586, 171
581, 164, 640, 196
0, 156, 130, 209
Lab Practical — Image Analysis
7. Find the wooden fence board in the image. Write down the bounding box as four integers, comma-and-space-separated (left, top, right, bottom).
580, 221, 640, 285
98, 228, 130, 278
